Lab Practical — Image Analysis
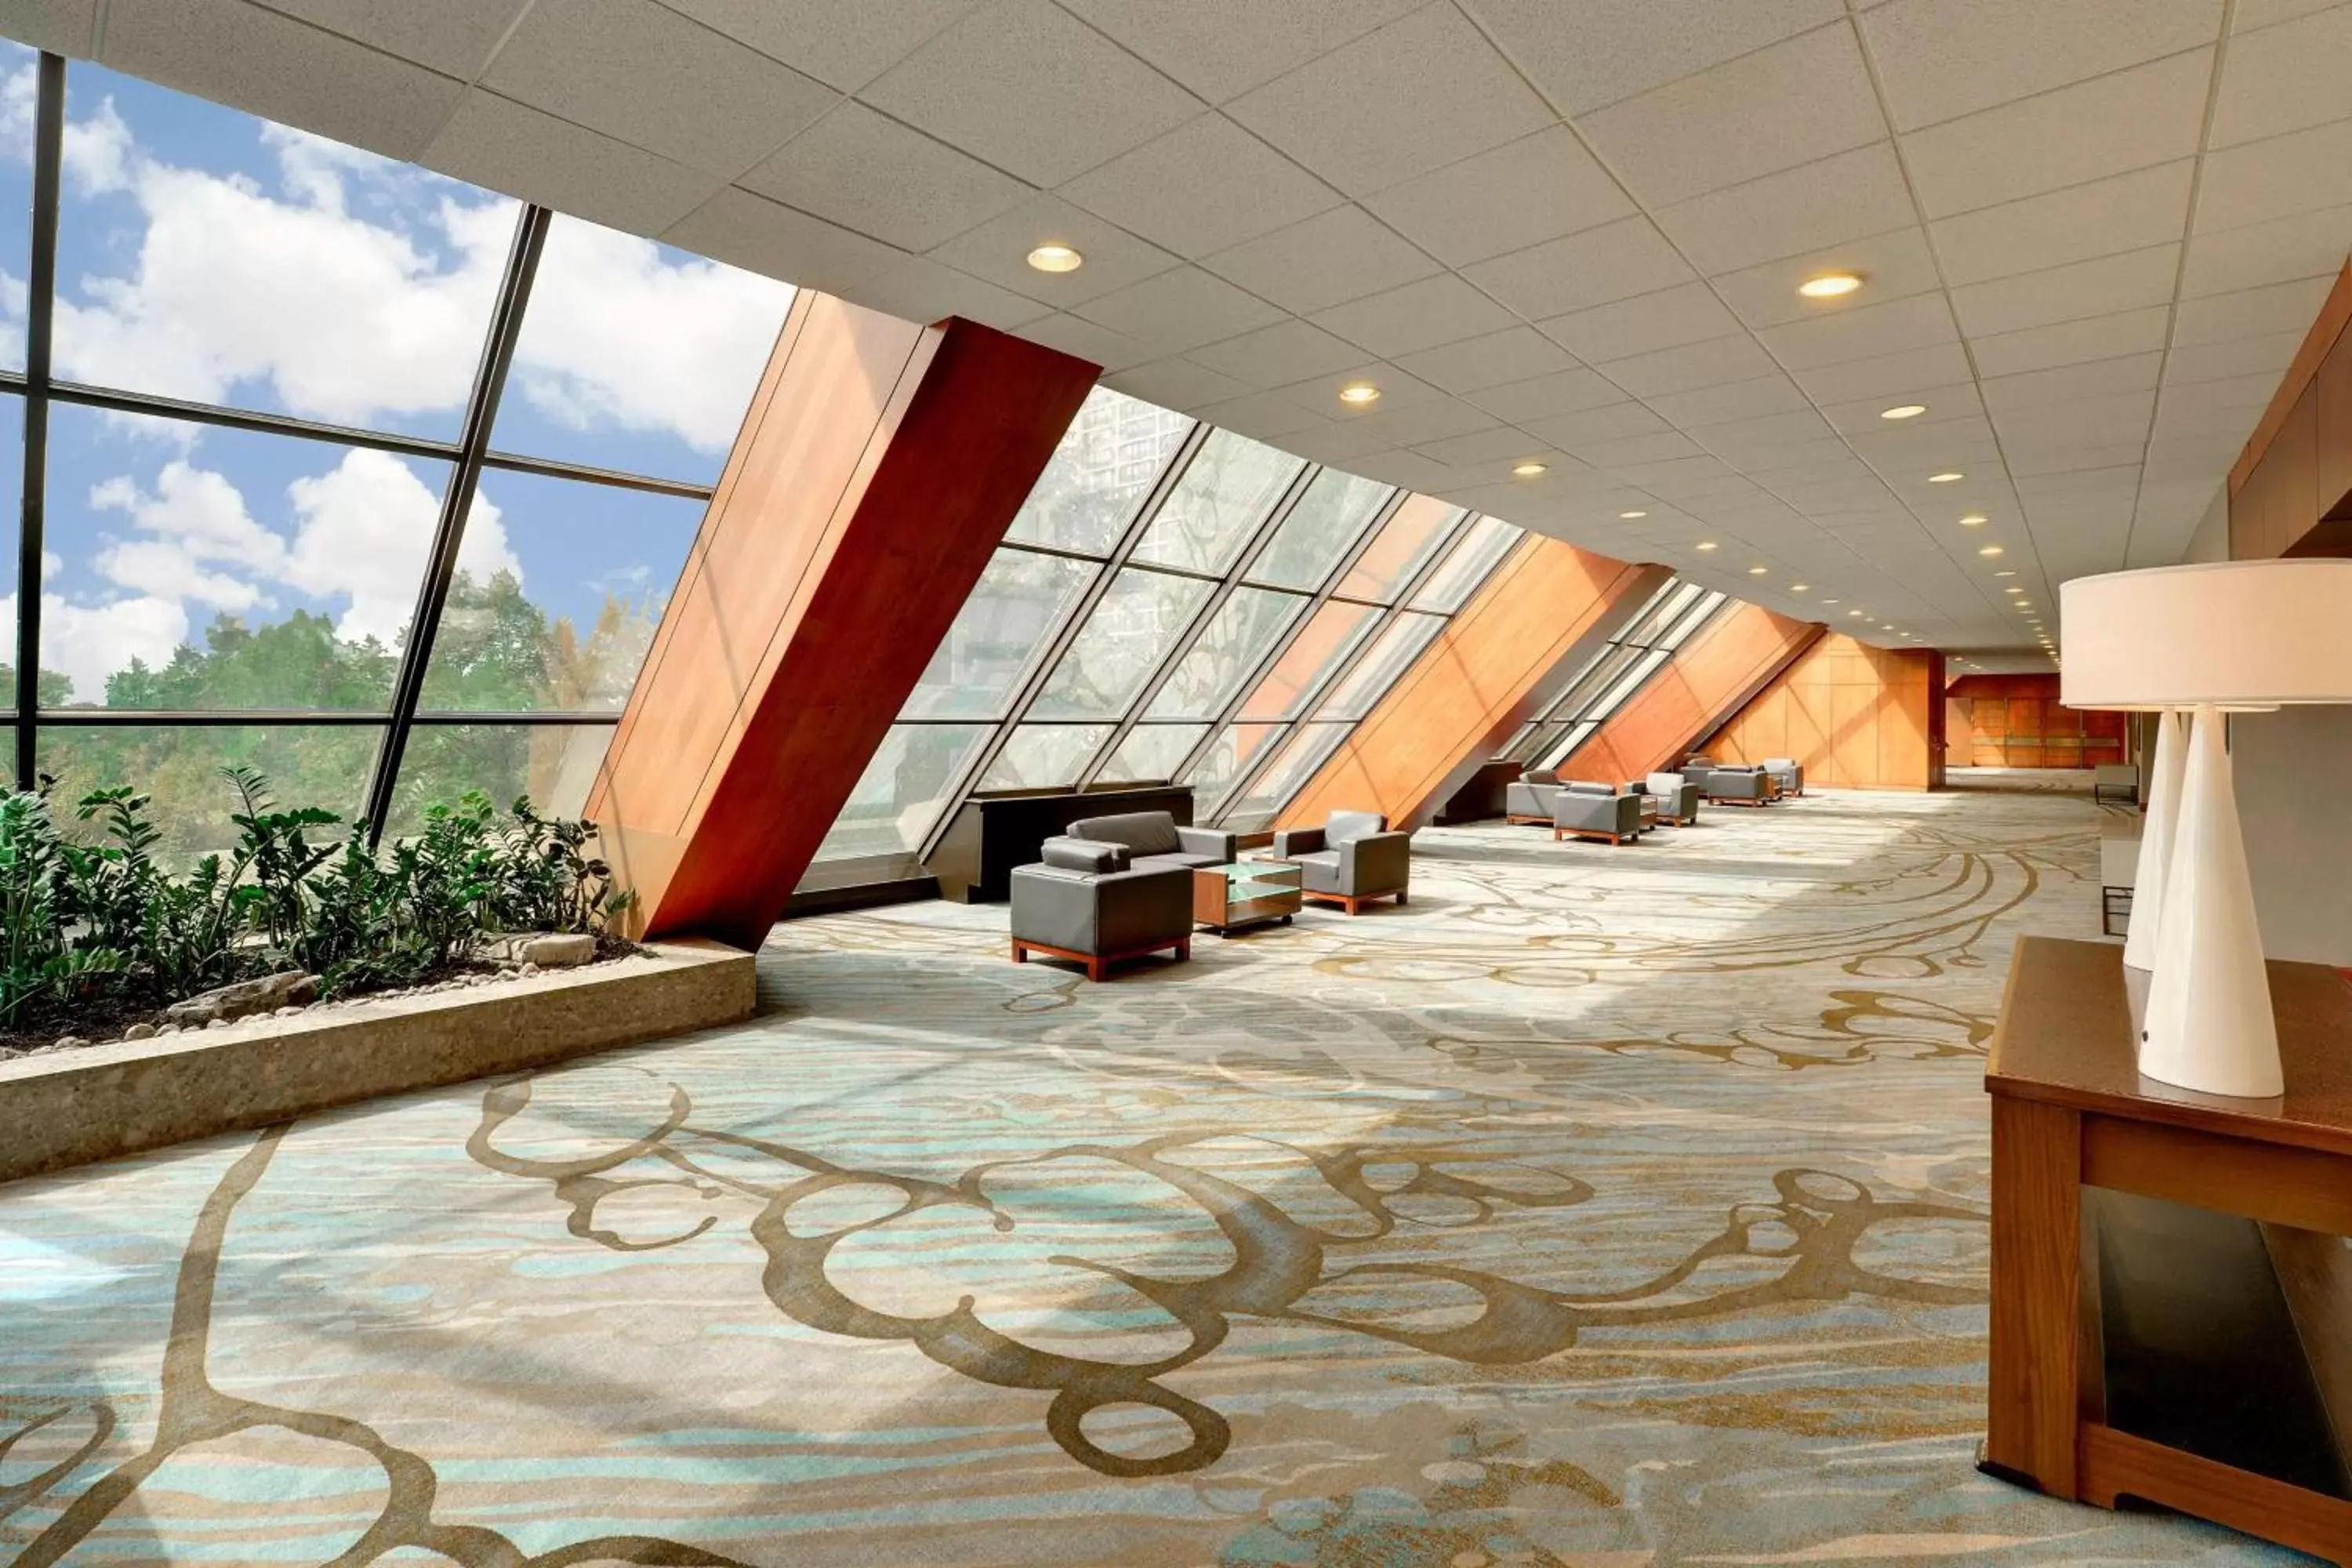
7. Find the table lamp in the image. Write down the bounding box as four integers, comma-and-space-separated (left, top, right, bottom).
2061, 559, 2352, 1099
2122, 707, 2184, 974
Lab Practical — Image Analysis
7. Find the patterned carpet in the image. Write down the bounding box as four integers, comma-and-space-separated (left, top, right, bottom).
0, 771, 2311, 1565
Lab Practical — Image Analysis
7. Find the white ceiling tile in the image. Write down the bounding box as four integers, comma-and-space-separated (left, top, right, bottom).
1069, 265, 1287, 355
2008, 441, 2152, 477
1463, 366, 1627, 423
1580, 24, 1882, 209
925, 192, 1178, 303
1102, 356, 1251, 410
1203, 205, 1440, 314
744, 102, 1030, 252
1645, 374, 1813, 426
1992, 389, 2154, 446
1536, 282, 1740, 364
1519, 401, 1674, 448
1414, 424, 1560, 467
1464, 0, 1842, 117
2195, 118, 2352, 234
1, 0, 93, 55
425, 91, 724, 234
1312, 274, 1518, 358
2180, 204, 2352, 296
2211, 2, 2352, 147
1860, 0, 2222, 132
1349, 446, 1489, 492
1226, 4, 1553, 196
1361, 127, 1634, 267
1817, 380, 1984, 434
1900, 49, 2210, 219
2171, 276, 2335, 347
1298, 396, 1497, 450
1948, 244, 2182, 336
1709, 227, 1940, 329
256, 0, 528, 77
1276, 361, 1448, 419
1575, 430, 1706, 468
1931, 161, 2193, 286
483, 0, 837, 176
1791, 341, 1975, 405
2232, 0, 2352, 32
1395, 327, 1579, 395
1462, 216, 1694, 319
2163, 328, 2307, 384
1058, 114, 1342, 258
862, 0, 1202, 186
1969, 306, 2172, 376
102, 0, 466, 159
1185, 318, 1370, 387
1653, 142, 1915, 274
1014, 311, 1152, 372
1595, 333, 1780, 396
1757, 290, 1958, 369
655, 0, 982, 93
2156, 368, 2278, 416
1192, 388, 1334, 441
1059, 0, 1422, 104
1981, 351, 2164, 413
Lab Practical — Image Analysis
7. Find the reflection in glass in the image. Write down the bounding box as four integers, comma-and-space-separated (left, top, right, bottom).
1183, 723, 1277, 808
1130, 429, 1304, 576
1027, 568, 1213, 720
1410, 516, 1523, 612
0, 391, 20, 707
1334, 495, 1463, 603
1145, 586, 1306, 719
41, 404, 453, 710
0, 43, 29, 372
1247, 467, 1392, 590
1005, 387, 1192, 556
387, 723, 608, 838
1316, 612, 1446, 720
1098, 723, 1207, 785
815, 724, 989, 859
902, 548, 1094, 720
1621, 580, 1706, 646
1658, 590, 1728, 651
419, 470, 704, 713
1223, 723, 1350, 829
38, 724, 379, 864
495, 213, 795, 485
978, 724, 1112, 791
1236, 600, 1379, 720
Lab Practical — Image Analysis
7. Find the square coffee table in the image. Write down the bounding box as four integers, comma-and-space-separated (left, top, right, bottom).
1192, 860, 1302, 935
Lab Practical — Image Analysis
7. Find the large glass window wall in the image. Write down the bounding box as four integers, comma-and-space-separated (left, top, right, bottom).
2, 46, 793, 859
1499, 577, 1728, 773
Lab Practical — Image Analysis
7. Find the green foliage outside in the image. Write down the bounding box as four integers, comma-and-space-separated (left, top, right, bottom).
0, 765, 635, 1036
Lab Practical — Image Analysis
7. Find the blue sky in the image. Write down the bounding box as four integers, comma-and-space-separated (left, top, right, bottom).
0, 43, 793, 702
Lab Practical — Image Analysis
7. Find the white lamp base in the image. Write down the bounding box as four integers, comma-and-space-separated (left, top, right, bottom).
2138, 706, 2281, 1098
2122, 709, 2184, 972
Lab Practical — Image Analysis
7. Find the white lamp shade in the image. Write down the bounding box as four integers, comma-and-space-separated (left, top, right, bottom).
2060, 559, 2352, 709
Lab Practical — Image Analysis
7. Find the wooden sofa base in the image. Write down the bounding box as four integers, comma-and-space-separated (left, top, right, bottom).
1504, 813, 1550, 826
1011, 936, 1189, 981
1709, 797, 1773, 808
1555, 826, 1632, 844
1301, 888, 1406, 916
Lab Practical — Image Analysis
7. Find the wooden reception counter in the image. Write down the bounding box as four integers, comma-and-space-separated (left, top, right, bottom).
1983, 936, 2352, 1561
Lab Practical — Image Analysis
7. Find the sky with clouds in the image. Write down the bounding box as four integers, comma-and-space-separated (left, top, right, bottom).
0, 43, 796, 703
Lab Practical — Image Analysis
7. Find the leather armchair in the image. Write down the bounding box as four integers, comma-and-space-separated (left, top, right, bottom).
1011, 837, 1192, 980
1633, 771, 1700, 826
1065, 810, 1234, 870
1552, 782, 1642, 844
1762, 757, 1804, 797
1272, 809, 1410, 913
1504, 768, 1563, 824
1702, 765, 1775, 806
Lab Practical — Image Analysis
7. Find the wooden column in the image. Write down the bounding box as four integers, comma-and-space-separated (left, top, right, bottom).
588, 294, 1098, 949
1704, 633, 1945, 790
1278, 541, 1668, 831
2230, 262, 2352, 561
1563, 601, 1820, 784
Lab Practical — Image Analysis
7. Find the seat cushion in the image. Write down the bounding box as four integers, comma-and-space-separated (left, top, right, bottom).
1134, 851, 1221, 873
1067, 811, 1181, 858
1291, 848, 1342, 895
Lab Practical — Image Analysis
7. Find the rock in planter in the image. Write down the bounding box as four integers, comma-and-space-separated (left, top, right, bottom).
481, 932, 597, 967
123, 1022, 156, 1041
166, 970, 321, 1027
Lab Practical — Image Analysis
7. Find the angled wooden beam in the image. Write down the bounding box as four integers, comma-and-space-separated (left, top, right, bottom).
1279, 539, 1668, 831
1563, 601, 1820, 784
588, 294, 1098, 949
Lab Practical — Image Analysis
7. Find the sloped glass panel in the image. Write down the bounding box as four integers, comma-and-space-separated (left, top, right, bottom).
814, 723, 989, 860
1184, 722, 1279, 807
1410, 516, 1521, 612
387, 722, 607, 837
38, 723, 378, 865
978, 724, 1111, 791
1130, 429, 1303, 576
1333, 495, 1461, 603
1315, 612, 1445, 720
1004, 387, 1191, 556
1145, 586, 1306, 719
1221, 723, 1349, 829
1246, 467, 1392, 590
1026, 568, 1212, 720
902, 547, 1095, 720
1235, 600, 1380, 721
1097, 722, 1207, 786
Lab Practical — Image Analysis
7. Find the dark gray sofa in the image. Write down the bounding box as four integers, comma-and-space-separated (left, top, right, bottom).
1271, 809, 1410, 913
1552, 781, 1643, 844
1504, 768, 1564, 823
1060, 810, 1237, 872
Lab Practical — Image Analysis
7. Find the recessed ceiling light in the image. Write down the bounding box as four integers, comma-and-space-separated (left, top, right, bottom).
1848, 609, 1865, 617
1820, 598, 1839, 604
1929, 471, 1963, 483
1798, 273, 1864, 299
1958, 514, 1987, 527
1025, 242, 1083, 273
1994, 570, 2016, 578
1881, 404, 1928, 420
1693, 539, 1715, 549
1512, 461, 1548, 476
1338, 382, 1380, 405
2005, 586, 2024, 594
1979, 545, 2004, 556
1791, 583, 1810, 591
1748, 565, 1768, 575
1621, 510, 1649, 519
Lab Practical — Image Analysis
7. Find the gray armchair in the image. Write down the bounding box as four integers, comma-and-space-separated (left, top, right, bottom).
1271, 809, 1410, 913
1011, 837, 1192, 980
1635, 771, 1700, 826
1552, 781, 1643, 844
1065, 810, 1235, 871
1504, 768, 1563, 824
1762, 757, 1804, 797
1700, 764, 1775, 806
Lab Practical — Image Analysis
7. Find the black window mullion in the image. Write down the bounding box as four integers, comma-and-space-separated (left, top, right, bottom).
13, 53, 62, 789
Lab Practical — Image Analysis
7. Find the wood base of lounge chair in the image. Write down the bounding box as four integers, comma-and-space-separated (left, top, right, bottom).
1710, 797, 1772, 807
1505, 813, 1551, 825
1012, 936, 1189, 981
1300, 888, 1406, 915
1554, 827, 1632, 844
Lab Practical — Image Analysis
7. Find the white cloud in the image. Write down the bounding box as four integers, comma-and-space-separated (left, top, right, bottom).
0, 591, 189, 703
282, 450, 518, 645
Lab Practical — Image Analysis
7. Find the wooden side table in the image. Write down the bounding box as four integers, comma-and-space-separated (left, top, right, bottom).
1984, 937, 2352, 1562
1192, 861, 1301, 936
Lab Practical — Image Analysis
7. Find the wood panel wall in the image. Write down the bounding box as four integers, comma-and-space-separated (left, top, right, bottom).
1562, 601, 1820, 784
588, 294, 1098, 949
1704, 633, 1946, 790
1277, 543, 1669, 831
2230, 263, 2352, 560
1945, 673, 2126, 768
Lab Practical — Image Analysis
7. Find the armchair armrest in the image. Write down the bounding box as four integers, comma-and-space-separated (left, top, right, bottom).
1040, 836, 1130, 873
1271, 826, 1326, 858
1338, 829, 1411, 895
1174, 824, 1237, 862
